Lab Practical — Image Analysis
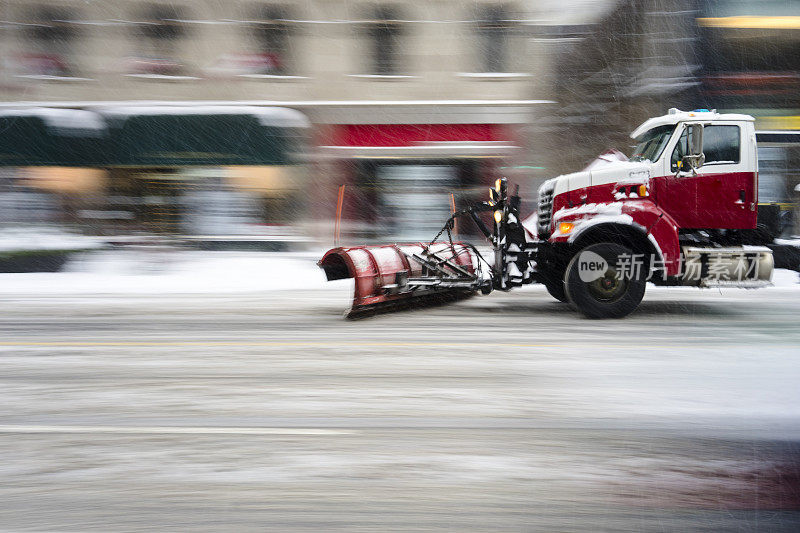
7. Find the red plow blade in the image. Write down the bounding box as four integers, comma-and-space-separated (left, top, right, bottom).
318, 242, 481, 317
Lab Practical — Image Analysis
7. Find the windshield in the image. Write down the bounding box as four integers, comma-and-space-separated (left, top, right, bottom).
629, 125, 675, 163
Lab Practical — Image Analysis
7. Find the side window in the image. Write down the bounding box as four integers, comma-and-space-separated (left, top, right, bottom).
671, 124, 741, 171
670, 128, 688, 172
703, 125, 740, 165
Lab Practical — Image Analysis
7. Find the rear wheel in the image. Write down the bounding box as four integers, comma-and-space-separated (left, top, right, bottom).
564, 242, 646, 319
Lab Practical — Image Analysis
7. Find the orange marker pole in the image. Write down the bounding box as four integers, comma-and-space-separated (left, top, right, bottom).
334, 184, 345, 246
449, 193, 458, 239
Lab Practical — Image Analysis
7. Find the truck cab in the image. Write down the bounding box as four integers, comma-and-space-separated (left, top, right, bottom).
636, 110, 757, 230
539, 109, 757, 241
533, 109, 772, 318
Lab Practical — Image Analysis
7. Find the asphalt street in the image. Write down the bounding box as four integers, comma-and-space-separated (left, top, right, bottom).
1, 278, 800, 531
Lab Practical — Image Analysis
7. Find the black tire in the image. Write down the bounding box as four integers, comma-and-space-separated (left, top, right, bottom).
541, 269, 568, 303
564, 242, 646, 319
544, 280, 568, 303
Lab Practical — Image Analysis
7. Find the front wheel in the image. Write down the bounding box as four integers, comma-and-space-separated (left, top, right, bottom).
564, 242, 646, 319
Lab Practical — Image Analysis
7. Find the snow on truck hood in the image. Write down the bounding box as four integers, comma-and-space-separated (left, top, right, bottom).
539, 159, 652, 198
540, 109, 758, 198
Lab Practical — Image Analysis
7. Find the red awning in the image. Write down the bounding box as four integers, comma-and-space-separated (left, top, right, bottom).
335, 124, 506, 147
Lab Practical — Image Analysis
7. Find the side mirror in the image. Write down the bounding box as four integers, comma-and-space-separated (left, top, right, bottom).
680, 153, 705, 173
678, 123, 705, 174
689, 123, 703, 156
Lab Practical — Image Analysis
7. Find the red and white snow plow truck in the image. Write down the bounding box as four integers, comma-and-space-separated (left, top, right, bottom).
319, 109, 800, 318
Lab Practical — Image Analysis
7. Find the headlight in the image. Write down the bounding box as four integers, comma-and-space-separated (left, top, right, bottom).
494, 210, 503, 223
558, 222, 574, 235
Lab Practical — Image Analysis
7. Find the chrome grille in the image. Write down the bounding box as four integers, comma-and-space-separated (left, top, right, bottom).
537, 185, 554, 237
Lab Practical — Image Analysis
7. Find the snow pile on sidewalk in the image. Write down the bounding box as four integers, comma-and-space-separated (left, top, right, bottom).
0, 249, 342, 295
0, 228, 104, 252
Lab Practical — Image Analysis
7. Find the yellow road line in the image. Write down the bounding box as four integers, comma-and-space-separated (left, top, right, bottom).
0, 424, 355, 436
0, 341, 561, 347
0, 340, 770, 349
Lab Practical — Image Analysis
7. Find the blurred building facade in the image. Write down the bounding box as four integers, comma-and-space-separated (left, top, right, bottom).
1, 0, 798, 240
0, 0, 567, 101
1, 0, 614, 241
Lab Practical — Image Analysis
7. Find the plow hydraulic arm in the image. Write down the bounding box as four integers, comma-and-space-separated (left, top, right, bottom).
318, 179, 536, 317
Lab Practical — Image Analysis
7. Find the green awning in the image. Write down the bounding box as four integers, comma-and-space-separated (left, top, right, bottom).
99, 106, 308, 166
0, 105, 308, 168
0, 108, 109, 166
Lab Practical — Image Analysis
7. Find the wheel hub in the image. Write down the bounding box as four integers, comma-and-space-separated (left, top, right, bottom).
587, 268, 627, 303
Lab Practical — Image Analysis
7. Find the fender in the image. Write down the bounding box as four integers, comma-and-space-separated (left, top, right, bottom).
645, 214, 681, 276
549, 199, 682, 277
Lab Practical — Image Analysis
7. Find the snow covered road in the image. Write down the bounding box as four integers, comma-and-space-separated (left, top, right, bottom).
1, 250, 799, 531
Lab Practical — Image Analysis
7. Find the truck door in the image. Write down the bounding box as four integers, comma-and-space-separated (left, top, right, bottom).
662, 123, 754, 229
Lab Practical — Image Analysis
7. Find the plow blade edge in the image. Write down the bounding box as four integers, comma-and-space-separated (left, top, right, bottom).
318, 243, 478, 317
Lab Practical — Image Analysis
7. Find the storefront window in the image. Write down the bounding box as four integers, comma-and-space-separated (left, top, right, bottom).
377, 164, 456, 240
